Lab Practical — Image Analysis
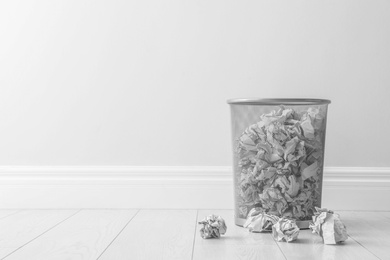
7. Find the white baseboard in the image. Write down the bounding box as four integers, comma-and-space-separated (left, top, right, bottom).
1, 166, 389, 210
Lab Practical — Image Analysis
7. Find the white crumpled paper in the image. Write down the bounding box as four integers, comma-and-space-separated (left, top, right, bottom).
272, 218, 300, 242
309, 207, 348, 244
243, 208, 279, 232
198, 214, 227, 239
236, 106, 327, 220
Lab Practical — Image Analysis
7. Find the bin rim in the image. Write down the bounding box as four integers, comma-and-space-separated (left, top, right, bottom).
227, 98, 331, 106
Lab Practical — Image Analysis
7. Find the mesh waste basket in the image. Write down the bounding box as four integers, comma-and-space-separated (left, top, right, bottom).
228, 98, 331, 229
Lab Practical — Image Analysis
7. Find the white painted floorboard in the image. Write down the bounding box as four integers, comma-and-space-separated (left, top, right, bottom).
0, 210, 20, 220
276, 228, 378, 260
341, 211, 390, 260
99, 210, 197, 260
0, 210, 78, 259
0, 209, 389, 260
3, 210, 137, 260
193, 209, 285, 260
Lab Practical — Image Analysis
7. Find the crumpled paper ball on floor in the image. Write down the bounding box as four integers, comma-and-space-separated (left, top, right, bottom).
272, 218, 300, 242
243, 208, 279, 232
309, 207, 348, 244
198, 214, 227, 239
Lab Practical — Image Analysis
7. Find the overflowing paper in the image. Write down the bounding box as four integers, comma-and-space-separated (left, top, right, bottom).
272, 218, 300, 242
243, 208, 279, 232
198, 214, 227, 239
236, 106, 326, 220
309, 207, 348, 244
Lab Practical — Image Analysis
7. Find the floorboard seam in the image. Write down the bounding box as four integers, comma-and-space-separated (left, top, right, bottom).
96, 209, 141, 260
382, 214, 390, 221
1, 209, 82, 260
0, 210, 23, 221
347, 235, 382, 260
271, 232, 288, 260
190, 210, 199, 260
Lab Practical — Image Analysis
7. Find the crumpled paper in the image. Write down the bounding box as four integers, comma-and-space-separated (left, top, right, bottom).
198, 214, 227, 239
272, 218, 300, 242
243, 208, 279, 232
309, 207, 348, 244
236, 105, 327, 220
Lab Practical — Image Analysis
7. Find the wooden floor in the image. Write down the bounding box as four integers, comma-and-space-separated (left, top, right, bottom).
0, 209, 389, 260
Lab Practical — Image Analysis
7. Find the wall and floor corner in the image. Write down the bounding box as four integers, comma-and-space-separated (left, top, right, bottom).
1, 166, 390, 210
1, 1, 390, 209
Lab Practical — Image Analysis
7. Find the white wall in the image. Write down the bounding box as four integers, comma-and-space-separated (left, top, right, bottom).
1, 0, 389, 167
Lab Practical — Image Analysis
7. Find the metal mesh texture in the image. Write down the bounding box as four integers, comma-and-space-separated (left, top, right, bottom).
228, 103, 329, 226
